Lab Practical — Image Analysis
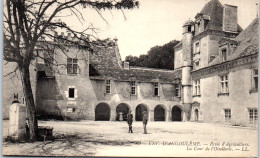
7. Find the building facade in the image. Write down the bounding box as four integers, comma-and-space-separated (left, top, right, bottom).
3, 0, 258, 126
174, 0, 258, 126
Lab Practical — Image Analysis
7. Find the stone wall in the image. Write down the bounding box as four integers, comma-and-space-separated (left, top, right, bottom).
193, 63, 258, 126
223, 4, 237, 32
3, 61, 37, 119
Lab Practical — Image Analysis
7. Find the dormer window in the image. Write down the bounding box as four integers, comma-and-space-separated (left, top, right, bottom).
198, 22, 201, 33
221, 49, 227, 62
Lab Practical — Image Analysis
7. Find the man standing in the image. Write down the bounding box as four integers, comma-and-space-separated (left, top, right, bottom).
127, 110, 133, 133
143, 111, 148, 134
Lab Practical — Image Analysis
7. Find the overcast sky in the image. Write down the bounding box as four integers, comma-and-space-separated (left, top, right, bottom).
60, 0, 258, 60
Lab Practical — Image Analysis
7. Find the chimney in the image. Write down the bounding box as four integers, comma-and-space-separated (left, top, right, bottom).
67, 33, 72, 40
123, 61, 129, 69
223, 4, 237, 32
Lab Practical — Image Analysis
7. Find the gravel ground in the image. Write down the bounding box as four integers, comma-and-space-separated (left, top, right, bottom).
2, 120, 258, 157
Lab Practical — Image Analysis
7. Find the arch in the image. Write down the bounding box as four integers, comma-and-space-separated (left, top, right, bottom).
154, 105, 166, 121
172, 106, 182, 121
95, 102, 111, 121
195, 109, 199, 122
116, 103, 130, 121
135, 104, 149, 121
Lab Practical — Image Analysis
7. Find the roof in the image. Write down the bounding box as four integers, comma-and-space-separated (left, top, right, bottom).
89, 66, 182, 83
209, 18, 259, 66
198, 0, 242, 32
183, 19, 194, 26
89, 46, 181, 83
36, 64, 54, 77
174, 40, 182, 49
230, 18, 259, 59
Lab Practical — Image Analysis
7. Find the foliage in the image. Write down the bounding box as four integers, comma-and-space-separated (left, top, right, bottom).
125, 40, 179, 70
4, 0, 139, 142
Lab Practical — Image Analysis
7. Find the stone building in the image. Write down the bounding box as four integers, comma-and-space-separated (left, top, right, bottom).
3, 0, 258, 126
35, 37, 184, 121
174, 0, 258, 126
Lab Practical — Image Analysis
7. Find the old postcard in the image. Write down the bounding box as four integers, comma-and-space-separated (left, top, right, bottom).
2, 0, 258, 157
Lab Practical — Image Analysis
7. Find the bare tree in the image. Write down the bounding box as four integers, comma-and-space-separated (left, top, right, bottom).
3, 0, 139, 142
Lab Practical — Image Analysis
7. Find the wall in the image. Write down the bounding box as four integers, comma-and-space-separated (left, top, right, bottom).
36, 44, 183, 121
3, 61, 37, 119
174, 49, 183, 69
90, 79, 182, 121
36, 46, 96, 120
194, 64, 258, 126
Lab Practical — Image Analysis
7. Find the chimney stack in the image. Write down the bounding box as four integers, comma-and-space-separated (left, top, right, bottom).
223, 4, 237, 32
123, 61, 129, 69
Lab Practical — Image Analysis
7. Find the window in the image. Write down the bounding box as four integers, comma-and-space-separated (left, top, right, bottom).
252, 69, 258, 89
175, 84, 180, 97
69, 88, 75, 98
188, 26, 191, 32
220, 75, 228, 94
224, 109, 231, 123
67, 58, 78, 74
198, 22, 201, 33
221, 49, 227, 62
154, 82, 159, 96
193, 80, 200, 96
131, 82, 136, 95
195, 42, 200, 54
105, 80, 111, 94
249, 109, 258, 124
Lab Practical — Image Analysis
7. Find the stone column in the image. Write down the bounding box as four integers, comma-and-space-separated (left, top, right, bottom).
8, 103, 27, 141
166, 110, 171, 122
182, 103, 191, 121
149, 110, 154, 121
132, 110, 136, 121
110, 108, 116, 121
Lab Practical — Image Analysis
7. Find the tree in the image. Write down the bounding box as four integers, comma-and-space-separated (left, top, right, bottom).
4, 0, 139, 142
125, 40, 179, 70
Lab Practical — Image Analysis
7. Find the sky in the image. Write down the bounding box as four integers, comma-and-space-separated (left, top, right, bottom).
59, 0, 259, 60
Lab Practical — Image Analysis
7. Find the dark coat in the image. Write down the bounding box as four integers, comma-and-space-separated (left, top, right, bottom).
143, 113, 148, 124
127, 113, 133, 124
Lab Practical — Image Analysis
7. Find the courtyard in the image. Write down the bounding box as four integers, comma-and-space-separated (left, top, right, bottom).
2, 120, 258, 157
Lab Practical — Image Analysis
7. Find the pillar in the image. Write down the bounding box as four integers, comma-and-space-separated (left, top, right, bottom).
182, 103, 191, 121
110, 108, 116, 121
166, 110, 171, 122
132, 108, 136, 121
8, 103, 27, 141
149, 110, 154, 121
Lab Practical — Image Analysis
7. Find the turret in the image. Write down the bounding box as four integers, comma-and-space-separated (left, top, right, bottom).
181, 20, 194, 121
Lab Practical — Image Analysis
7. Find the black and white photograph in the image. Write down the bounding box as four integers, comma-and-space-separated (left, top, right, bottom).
2, 0, 259, 157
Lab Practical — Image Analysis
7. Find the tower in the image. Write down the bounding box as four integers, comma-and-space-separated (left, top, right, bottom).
181, 20, 193, 121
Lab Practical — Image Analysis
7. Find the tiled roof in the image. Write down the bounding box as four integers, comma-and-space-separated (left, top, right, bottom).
208, 18, 259, 66
89, 66, 182, 83
89, 45, 181, 83
231, 18, 259, 59
198, 0, 242, 32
